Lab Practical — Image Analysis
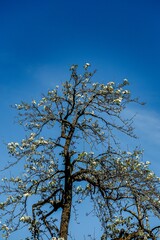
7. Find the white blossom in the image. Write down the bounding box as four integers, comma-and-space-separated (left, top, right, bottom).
113, 97, 123, 104
107, 85, 114, 93
1, 224, 9, 231
115, 89, 121, 94
23, 192, 31, 197
127, 151, 132, 155
91, 161, 97, 166
84, 63, 91, 69
20, 216, 32, 223
107, 81, 115, 85
76, 186, 83, 192
90, 151, 94, 155
122, 90, 130, 94
32, 100, 36, 105
123, 78, 129, 85
145, 161, 150, 165
70, 64, 78, 70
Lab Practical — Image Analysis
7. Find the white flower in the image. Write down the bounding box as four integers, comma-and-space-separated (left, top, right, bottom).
136, 163, 141, 167
15, 104, 24, 110
83, 152, 88, 155
14, 177, 21, 182
30, 145, 36, 151
32, 100, 36, 105
29, 134, 36, 141
107, 85, 114, 93
84, 63, 91, 69
115, 89, 121, 94
127, 151, 132, 155
107, 81, 115, 85
113, 97, 123, 104
31, 166, 36, 170
76, 186, 83, 192
145, 161, 150, 165
1, 224, 9, 231
48, 90, 54, 95
0, 203, 4, 209
41, 97, 47, 102
91, 161, 97, 166
70, 64, 78, 70
122, 90, 130, 94
23, 192, 31, 197
20, 216, 32, 223
123, 78, 129, 85
146, 172, 154, 179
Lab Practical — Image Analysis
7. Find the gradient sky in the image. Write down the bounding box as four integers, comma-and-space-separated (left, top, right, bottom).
0, 0, 160, 239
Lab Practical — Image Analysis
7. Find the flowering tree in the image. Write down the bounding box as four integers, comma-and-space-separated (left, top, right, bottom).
0, 64, 160, 240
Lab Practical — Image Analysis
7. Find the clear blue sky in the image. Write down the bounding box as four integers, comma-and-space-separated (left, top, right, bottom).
0, 0, 160, 239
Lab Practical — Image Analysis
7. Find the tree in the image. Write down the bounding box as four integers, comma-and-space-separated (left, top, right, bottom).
0, 63, 160, 240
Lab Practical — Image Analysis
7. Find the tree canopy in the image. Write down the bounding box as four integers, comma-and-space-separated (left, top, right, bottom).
0, 64, 160, 240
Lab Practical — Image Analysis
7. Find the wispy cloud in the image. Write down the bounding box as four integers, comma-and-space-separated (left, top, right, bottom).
123, 107, 160, 174
131, 108, 160, 146
31, 64, 70, 89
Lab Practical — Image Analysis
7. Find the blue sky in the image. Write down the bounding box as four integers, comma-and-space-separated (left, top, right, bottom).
0, 0, 160, 239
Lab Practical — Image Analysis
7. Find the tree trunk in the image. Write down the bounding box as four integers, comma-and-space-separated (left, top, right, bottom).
59, 192, 72, 240
59, 149, 72, 240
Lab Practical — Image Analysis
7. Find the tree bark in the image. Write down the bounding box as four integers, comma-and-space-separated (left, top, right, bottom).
59, 191, 72, 240
59, 141, 72, 240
